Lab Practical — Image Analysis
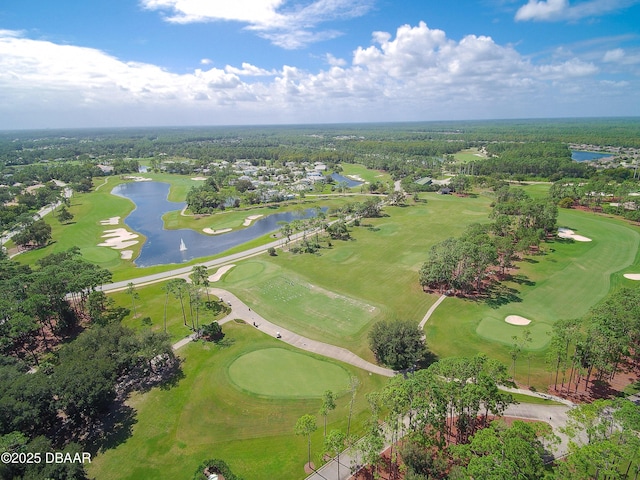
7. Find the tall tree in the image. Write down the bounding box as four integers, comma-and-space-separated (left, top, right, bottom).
294, 414, 318, 470
319, 390, 337, 437
166, 278, 188, 326
126, 282, 139, 318
368, 319, 426, 370
324, 430, 346, 480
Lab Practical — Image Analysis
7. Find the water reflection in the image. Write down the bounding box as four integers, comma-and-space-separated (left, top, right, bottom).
112, 181, 321, 267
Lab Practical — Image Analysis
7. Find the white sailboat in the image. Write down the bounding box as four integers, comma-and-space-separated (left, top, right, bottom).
180, 238, 187, 251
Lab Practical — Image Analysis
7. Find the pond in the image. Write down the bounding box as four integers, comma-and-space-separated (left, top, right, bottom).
331, 173, 363, 188
111, 181, 322, 267
571, 150, 614, 162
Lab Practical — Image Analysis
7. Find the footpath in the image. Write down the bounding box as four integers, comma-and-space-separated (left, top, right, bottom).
168, 285, 581, 480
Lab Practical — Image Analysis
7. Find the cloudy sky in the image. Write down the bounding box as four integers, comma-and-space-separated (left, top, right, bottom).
1, 0, 639, 129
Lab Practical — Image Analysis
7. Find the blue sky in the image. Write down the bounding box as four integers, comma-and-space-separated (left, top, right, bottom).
1, 0, 639, 129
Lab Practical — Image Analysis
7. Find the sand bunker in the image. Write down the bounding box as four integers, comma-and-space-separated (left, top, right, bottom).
98, 228, 139, 250
505, 315, 532, 326
558, 228, 592, 242
347, 174, 366, 183
623, 273, 640, 280
242, 214, 263, 226
203, 227, 233, 235
100, 217, 120, 226
120, 250, 133, 260
124, 176, 151, 182
208, 264, 235, 282
191, 176, 207, 181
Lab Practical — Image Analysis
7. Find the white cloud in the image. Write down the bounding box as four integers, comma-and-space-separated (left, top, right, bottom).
515, 0, 640, 21
325, 53, 347, 67
0, 25, 636, 129
141, 0, 285, 24
140, 0, 374, 49
225, 63, 277, 76
603, 47, 640, 64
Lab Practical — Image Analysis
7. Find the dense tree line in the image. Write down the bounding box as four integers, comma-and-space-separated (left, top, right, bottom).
0, 247, 176, 478
358, 354, 640, 479
356, 355, 514, 478
547, 287, 640, 395
550, 178, 640, 222
419, 187, 557, 294
473, 142, 593, 179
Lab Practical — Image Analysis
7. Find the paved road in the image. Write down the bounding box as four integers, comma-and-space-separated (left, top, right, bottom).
1, 187, 72, 247
306, 401, 575, 480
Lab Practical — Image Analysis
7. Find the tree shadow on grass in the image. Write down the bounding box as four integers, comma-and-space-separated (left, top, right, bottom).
86, 401, 137, 455
483, 283, 522, 309
507, 274, 536, 287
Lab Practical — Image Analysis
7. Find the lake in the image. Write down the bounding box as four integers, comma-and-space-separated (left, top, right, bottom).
111, 181, 322, 267
571, 150, 614, 162
331, 173, 363, 188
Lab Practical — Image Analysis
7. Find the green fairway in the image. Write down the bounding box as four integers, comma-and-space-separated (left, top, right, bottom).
220, 193, 495, 359
87, 323, 388, 480
341, 163, 392, 186
425, 208, 640, 387
228, 348, 350, 398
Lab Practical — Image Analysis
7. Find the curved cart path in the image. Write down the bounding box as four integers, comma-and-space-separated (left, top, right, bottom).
172, 286, 394, 377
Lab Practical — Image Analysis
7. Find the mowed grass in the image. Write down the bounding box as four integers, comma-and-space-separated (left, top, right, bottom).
220, 193, 495, 360
87, 323, 388, 480
163, 196, 362, 233
425, 208, 640, 388
14, 177, 138, 273
341, 163, 392, 186
228, 348, 351, 398
109, 280, 228, 343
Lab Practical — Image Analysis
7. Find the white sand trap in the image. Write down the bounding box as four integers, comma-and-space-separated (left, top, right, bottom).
202, 227, 233, 235
191, 176, 207, 181
242, 214, 263, 226
623, 273, 640, 280
208, 264, 235, 282
558, 228, 592, 242
505, 315, 531, 326
347, 174, 365, 182
98, 228, 140, 249
120, 250, 133, 260
100, 216, 120, 225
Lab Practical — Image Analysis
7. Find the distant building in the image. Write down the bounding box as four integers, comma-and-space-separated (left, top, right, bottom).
415, 176, 433, 186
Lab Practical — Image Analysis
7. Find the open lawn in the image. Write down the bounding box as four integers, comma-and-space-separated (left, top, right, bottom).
425, 208, 640, 388
341, 163, 392, 187
109, 280, 229, 343
87, 323, 388, 480
454, 148, 485, 163
220, 193, 495, 360
15, 176, 371, 282
162, 196, 365, 233
228, 347, 351, 398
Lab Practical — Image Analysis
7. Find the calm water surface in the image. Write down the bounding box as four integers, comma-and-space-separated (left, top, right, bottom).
571, 150, 614, 162
112, 181, 320, 267
331, 173, 363, 188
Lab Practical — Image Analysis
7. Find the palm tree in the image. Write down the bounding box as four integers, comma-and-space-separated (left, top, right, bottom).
167, 278, 188, 326
126, 282, 138, 318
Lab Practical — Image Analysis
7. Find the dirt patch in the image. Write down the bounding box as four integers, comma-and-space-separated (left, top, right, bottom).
548, 358, 640, 404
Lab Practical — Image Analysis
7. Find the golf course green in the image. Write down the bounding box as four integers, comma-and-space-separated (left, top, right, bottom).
228, 348, 351, 398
